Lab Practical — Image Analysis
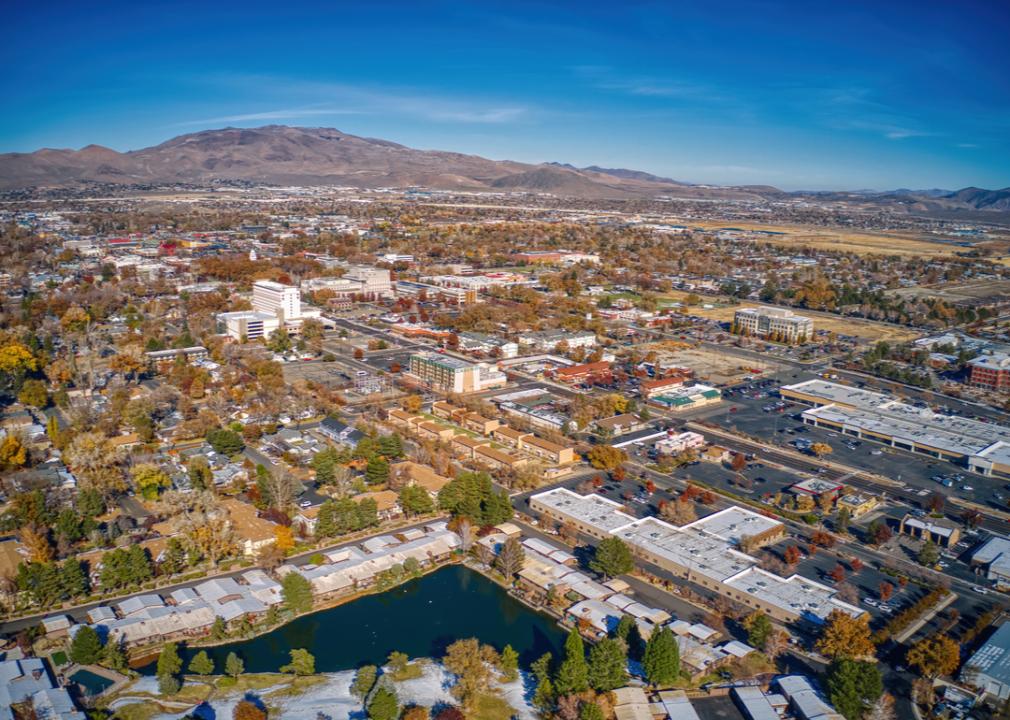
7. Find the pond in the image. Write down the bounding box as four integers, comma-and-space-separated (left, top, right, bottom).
69, 668, 115, 696
139, 564, 566, 674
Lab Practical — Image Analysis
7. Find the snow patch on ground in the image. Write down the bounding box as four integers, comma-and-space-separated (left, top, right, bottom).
112, 660, 538, 720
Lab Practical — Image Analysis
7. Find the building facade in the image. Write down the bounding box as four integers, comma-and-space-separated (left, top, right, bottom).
733, 307, 813, 343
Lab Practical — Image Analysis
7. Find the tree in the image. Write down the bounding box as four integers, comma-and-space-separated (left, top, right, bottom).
17, 379, 48, 408
0, 434, 28, 470
189, 650, 215, 675
906, 634, 960, 679
368, 687, 400, 720
588, 637, 627, 692
132, 463, 171, 500
556, 628, 589, 694
443, 638, 499, 712
274, 525, 295, 553
579, 700, 605, 720
499, 644, 519, 683
878, 582, 894, 602
280, 648, 316, 675
825, 659, 883, 720
225, 652, 245, 678
810, 442, 833, 458
399, 485, 435, 516
365, 456, 390, 485
495, 536, 525, 582
643, 626, 680, 686
187, 457, 214, 491
917, 540, 940, 567
402, 707, 429, 720
743, 612, 772, 649
206, 428, 245, 456
351, 665, 378, 699
101, 637, 128, 674
614, 614, 644, 660
590, 536, 634, 579
816, 610, 875, 660
70, 625, 104, 665
784, 545, 802, 566
157, 642, 183, 695
531, 652, 555, 711
587, 445, 627, 471
281, 572, 313, 615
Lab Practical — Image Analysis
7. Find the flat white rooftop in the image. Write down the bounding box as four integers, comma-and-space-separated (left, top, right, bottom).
530, 487, 636, 533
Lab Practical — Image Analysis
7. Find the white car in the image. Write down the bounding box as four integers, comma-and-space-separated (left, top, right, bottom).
973, 586, 989, 595
299, 499, 312, 508
862, 598, 878, 607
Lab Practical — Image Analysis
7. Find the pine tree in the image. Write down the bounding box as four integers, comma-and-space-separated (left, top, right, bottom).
156, 642, 183, 695
588, 637, 627, 692
101, 637, 128, 673
555, 629, 589, 694
499, 645, 519, 682
189, 650, 215, 675
643, 627, 680, 686
531, 653, 555, 711
70, 625, 104, 665
225, 652, 245, 678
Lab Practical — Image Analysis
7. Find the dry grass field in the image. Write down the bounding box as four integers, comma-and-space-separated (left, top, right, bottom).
685, 220, 963, 258
660, 292, 921, 343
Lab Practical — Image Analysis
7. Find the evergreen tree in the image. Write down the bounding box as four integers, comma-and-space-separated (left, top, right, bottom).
281, 572, 313, 614
368, 686, 400, 720
60, 559, 89, 598
825, 660, 883, 720
532, 653, 555, 711
614, 615, 644, 660
101, 637, 128, 674
351, 665, 378, 699
365, 456, 390, 485
499, 645, 519, 683
588, 637, 627, 692
225, 652, 245, 678
156, 642, 183, 695
70, 625, 104, 665
189, 650, 215, 675
643, 627, 680, 686
580, 701, 605, 720
555, 629, 589, 694
590, 537, 634, 579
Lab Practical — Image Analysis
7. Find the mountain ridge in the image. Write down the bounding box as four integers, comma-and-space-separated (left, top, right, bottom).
0, 125, 1007, 212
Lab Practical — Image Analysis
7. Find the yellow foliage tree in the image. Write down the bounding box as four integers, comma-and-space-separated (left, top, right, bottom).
906, 634, 960, 679
815, 609, 876, 660
275, 525, 295, 553
0, 434, 28, 469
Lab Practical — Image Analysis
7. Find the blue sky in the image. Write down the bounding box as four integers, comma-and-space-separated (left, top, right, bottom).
2, 0, 1008, 190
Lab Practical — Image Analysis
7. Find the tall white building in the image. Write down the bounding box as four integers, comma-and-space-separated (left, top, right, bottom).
733, 306, 813, 343
253, 280, 301, 321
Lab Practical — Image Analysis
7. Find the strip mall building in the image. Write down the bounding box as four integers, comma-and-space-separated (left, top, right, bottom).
781, 379, 1010, 478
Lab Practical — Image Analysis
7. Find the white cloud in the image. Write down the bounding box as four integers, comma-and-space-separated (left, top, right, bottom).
184, 75, 530, 126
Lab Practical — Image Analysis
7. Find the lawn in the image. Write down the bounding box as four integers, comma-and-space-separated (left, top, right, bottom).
475, 692, 516, 720
50, 651, 68, 667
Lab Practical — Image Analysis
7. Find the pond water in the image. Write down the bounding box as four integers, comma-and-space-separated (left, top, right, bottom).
139, 564, 566, 674
69, 668, 115, 696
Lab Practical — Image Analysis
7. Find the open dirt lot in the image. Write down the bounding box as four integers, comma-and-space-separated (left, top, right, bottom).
641, 344, 775, 385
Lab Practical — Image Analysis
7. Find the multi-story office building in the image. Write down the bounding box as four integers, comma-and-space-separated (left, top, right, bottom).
969, 352, 1010, 391
253, 280, 301, 321
407, 352, 506, 393
733, 307, 813, 343
216, 311, 280, 341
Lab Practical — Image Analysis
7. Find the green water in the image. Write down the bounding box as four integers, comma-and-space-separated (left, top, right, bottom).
140, 565, 566, 674
70, 669, 114, 695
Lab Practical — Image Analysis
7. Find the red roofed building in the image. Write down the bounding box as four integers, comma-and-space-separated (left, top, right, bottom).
552, 361, 612, 385
640, 374, 691, 399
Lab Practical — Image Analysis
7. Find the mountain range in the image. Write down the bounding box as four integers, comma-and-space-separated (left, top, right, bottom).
1, 125, 1008, 213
